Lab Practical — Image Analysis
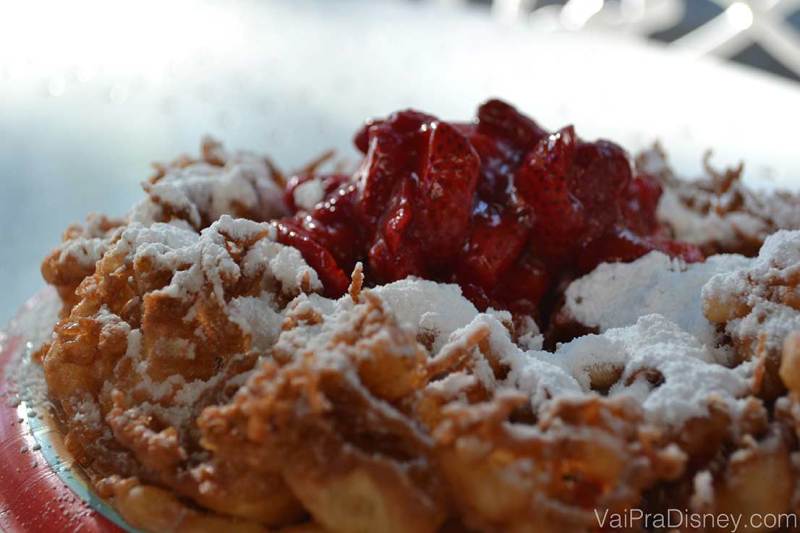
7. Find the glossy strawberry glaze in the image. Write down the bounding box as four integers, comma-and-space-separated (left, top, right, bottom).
277, 100, 701, 318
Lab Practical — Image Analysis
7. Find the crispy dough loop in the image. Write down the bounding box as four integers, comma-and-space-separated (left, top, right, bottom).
41, 214, 125, 317
428, 393, 686, 532
199, 297, 447, 533
35, 138, 800, 533
702, 237, 800, 400
40, 200, 320, 527
637, 144, 800, 256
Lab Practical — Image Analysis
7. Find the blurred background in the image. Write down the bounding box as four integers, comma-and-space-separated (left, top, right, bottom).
444, 0, 800, 81
1, 0, 799, 325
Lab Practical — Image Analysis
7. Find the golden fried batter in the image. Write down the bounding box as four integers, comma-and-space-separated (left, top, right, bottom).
37, 140, 800, 533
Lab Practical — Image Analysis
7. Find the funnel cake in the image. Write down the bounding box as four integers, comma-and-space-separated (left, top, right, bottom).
37, 101, 800, 532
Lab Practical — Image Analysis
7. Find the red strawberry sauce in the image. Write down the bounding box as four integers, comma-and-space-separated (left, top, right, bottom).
276, 100, 701, 318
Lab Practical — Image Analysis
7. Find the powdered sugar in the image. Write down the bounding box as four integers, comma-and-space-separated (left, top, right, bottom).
43, 215, 123, 290
130, 150, 286, 229
744, 229, 800, 270
293, 178, 325, 211
565, 251, 749, 357
644, 146, 800, 251
522, 315, 754, 426
226, 293, 282, 352
657, 189, 757, 248
109, 215, 318, 309
606, 315, 754, 426
234, 262, 763, 429
242, 238, 321, 294
120, 221, 235, 304
57, 235, 111, 269
56, 212, 325, 432
337, 250, 774, 427
371, 279, 480, 353
513, 357, 585, 409
702, 230, 800, 355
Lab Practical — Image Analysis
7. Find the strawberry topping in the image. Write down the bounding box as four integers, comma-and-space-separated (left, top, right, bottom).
274, 99, 701, 316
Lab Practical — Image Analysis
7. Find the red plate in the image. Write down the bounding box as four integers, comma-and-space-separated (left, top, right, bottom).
0, 290, 128, 533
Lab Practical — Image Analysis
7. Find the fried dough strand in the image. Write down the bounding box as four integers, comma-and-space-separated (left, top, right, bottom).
36, 140, 800, 533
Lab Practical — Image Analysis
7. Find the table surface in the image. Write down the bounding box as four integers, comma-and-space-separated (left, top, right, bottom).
1, 0, 799, 325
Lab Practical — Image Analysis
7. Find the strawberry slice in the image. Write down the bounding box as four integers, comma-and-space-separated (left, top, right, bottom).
494, 249, 550, 316
411, 121, 480, 270
355, 110, 434, 224
367, 178, 420, 282
621, 174, 663, 235
273, 220, 350, 296
476, 99, 548, 157
457, 204, 530, 289
516, 126, 586, 263
570, 139, 632, 240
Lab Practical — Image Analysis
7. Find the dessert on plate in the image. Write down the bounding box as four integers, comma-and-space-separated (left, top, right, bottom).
28, 100, 800, 532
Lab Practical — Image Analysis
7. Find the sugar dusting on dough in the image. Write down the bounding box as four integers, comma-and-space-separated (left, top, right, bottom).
703, 230, 800, 354
100, 227, 800, 429
34, 138, 800, 442
565, 251, 749, 360
370, 279, 480, 353
130, 150, 286, 228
